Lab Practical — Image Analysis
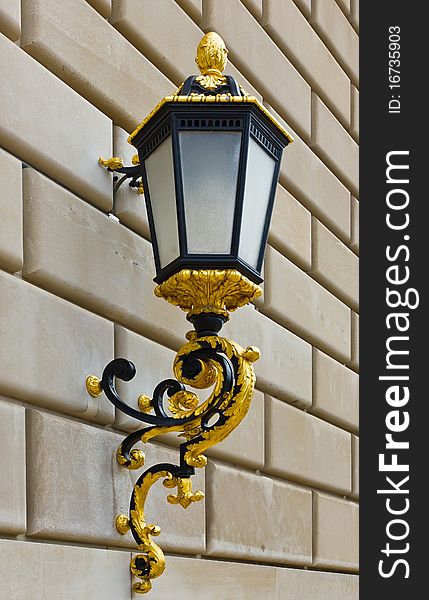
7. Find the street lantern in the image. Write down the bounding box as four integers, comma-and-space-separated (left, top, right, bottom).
129, 32, 292, 286
92, 31, 293, 595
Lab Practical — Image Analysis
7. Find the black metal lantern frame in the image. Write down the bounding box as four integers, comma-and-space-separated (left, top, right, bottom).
134, 102, 285, 284
93, 31, 293, 596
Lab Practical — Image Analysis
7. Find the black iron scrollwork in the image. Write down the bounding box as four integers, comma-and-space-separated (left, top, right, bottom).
95, 335, 259, 593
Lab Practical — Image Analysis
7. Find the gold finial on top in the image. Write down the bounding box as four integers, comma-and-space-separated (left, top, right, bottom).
196, 32, 228, 75
195, 32, 228, 90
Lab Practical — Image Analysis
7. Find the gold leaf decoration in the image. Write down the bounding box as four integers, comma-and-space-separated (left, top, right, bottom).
98, 156, 124, 170
154, 269, 262, 320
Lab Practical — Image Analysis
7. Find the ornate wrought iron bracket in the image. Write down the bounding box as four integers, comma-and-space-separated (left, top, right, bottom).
88, 26, 279, 594
98, 156, 145, 195
87, 320, 259, 594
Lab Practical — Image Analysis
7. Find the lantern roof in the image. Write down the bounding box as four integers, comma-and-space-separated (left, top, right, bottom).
128, 32, 294, 146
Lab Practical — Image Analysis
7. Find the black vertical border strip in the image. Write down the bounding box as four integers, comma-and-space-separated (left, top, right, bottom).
361, 1, 427, 597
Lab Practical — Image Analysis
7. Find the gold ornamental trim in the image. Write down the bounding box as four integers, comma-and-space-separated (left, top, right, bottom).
154, 269, 262, 319
128, 93, 294, 145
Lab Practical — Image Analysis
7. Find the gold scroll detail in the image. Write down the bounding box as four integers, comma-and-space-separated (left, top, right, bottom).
116, 446, 145, 470
140, 335, 260, 469
154, 269, 262, 320
138, 394, 154, 414
195, 32, 228, 90
98, 156, 124, 170
128, 471, 204, 594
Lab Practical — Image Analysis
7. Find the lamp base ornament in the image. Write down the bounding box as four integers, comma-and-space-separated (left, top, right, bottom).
87, 328, 259, 594
154, 268, 262, 320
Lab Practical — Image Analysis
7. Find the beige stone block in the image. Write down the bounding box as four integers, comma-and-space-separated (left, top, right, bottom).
241, 0, 262, 21
263, 0, 350, 127
111, 0, 199, 85
0, 539, 131, 600
264, 247, 351, 362
313, 492, 359, 571
141, 556, 277, 599
311, 94, 359, 197
351, 435, 359, 499
351, 85, 359, 141
310, 218, 359, 310
111, 0, 261, 99
202, 0, 311, 139
351, 0, 359, 31
206, 461, 312, 564
21, 0, 174, 134
114, 325, 177, 431
269, 185, 311, 270
113, 126, 150, 240
143, 559, 359, 599
22, 168, 187, 349
292, 0, 311, 17
0, 148, 22, 273
175, 0, 202, 24
311, 0, 359, 85
0, 271, 114, 423
207, 390, 264, 469
269, 105, 350, 243
87, 0, 111, 18
312, 348, 359, 432
223, 304, 312, 408
226, 63, 264, 101
337, 0, 351, 12
351, 196, 359, 254
27, 409, 205, 553
266, 397, 351, 494
0, 33, 112, 211
350, 311, 359, 371
0, 399, 25, 535
0, 0, 20, 41
276, 568, 359, 600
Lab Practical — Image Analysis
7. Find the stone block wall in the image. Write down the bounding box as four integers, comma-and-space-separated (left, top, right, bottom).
0, 1, 359, 598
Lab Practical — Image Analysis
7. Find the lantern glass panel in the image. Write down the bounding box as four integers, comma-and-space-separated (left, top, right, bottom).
239, 137, 276, 269
179, 130, 241, 254
144, 135, 180, 268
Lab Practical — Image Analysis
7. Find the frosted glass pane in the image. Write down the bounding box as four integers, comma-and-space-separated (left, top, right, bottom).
239, 137, 276, 269
144, 136, 179, 268
179, 131, 241, 254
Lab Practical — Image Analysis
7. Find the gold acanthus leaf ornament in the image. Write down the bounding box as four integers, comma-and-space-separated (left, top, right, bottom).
154, 269, 262, 320
163, 474, 205, 508
195, 32, 228, 90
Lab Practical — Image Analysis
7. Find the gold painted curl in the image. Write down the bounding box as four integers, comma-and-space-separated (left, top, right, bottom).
129, 471, 203, 594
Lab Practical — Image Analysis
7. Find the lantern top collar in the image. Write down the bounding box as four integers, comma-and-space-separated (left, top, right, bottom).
128, 32, 294, 146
